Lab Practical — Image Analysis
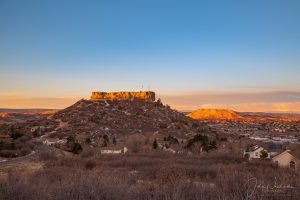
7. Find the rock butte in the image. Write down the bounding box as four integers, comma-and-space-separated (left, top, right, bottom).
187, 109, 244, 120
91, 91, 156, 101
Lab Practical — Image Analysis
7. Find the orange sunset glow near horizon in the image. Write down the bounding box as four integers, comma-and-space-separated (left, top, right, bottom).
1, 91, 300, 114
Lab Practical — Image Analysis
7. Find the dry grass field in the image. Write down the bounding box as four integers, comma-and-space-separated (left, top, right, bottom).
1, 150, 299, 200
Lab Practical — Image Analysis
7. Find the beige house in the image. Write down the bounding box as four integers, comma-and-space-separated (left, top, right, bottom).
272, 150, 300, 170
100, 147, 128, 154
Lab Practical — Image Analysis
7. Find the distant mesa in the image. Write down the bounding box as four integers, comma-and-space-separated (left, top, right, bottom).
186, 108, 300, 122
187, 109, 244, 121
0, 113, 10, 118
91, 91, 156, 101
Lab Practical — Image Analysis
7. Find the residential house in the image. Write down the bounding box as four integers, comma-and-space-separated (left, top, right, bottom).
177, 138, 187, 144
31, 126, 46, 136
272, 150, 300, 170
43, 138, 67, 146
100, 146, 128, 154
31, 126, 40, 133
163, 145, 185, 154
244, 145, 270, 160
164, 148, 176, 154
156, 139, 169, 149
239, 134, 250, 139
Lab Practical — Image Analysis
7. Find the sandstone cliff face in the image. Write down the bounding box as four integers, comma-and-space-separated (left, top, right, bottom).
91, 91, 155, 101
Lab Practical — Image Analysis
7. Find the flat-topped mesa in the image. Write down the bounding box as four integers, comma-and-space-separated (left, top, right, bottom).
91, 91, 156, 101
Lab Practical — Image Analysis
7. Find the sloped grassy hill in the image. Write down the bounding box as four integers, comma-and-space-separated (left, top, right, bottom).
50, 99, 202, 136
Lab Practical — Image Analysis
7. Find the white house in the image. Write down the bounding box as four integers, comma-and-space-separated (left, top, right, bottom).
31, 126, 45, 133
156, 139, 169, 149
244, 145, 270, 160
100, 147, 128, 154
43, 138, 66, 146
163, 148, 176, 154
31, 126, 40, 133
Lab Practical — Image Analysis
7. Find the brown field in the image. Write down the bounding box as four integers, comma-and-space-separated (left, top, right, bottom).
0, 150, 299, 200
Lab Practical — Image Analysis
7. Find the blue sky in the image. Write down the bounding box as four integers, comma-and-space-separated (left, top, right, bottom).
0, 0, 300, 111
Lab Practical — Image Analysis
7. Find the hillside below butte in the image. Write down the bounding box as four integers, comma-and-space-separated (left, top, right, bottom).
0, 98, 208, 143
0, 98, 213, 158
0, 98, 210, 154
187, 109, 245, 121
91, 91, 155, 101
47, 99, 203, 137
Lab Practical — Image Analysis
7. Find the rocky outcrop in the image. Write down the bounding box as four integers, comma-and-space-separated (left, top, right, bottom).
187, 109, 244, 121
91, 91, 156, 101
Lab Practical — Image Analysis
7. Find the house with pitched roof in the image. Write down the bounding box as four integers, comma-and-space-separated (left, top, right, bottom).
272, 150, 300, 170
244, 145, 270, 160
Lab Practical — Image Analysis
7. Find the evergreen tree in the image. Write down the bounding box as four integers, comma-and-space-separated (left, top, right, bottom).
153, 139, 158, 149
260, 150, 269, 160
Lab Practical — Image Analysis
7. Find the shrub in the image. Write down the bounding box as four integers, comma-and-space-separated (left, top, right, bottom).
260, 150, 269, 160
89, 115, 102, 124
67, 136, 75, 143
186, 134, 209, 149
153, 139, 158, 149
32, 129, 40, 137
159, 123, 167, 129
186, 134, 218, 153
85, 137, 91, 144
113, 137, 117, 145
10, 131, 23, 140
85, 160, 96, 170
103, 134, 109, 141
80, 148, 95, 158
155, 98, 163, 106
19, 146, 32, 156
126, 135, 146, 153
0, 150, 17, 157
71, 142, 82, 154
192, 123, 199, 128
166, 135, 179, 144
0, 142, 15, 150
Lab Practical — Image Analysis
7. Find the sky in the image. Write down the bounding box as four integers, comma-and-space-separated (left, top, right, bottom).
0, 0, 300, 112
